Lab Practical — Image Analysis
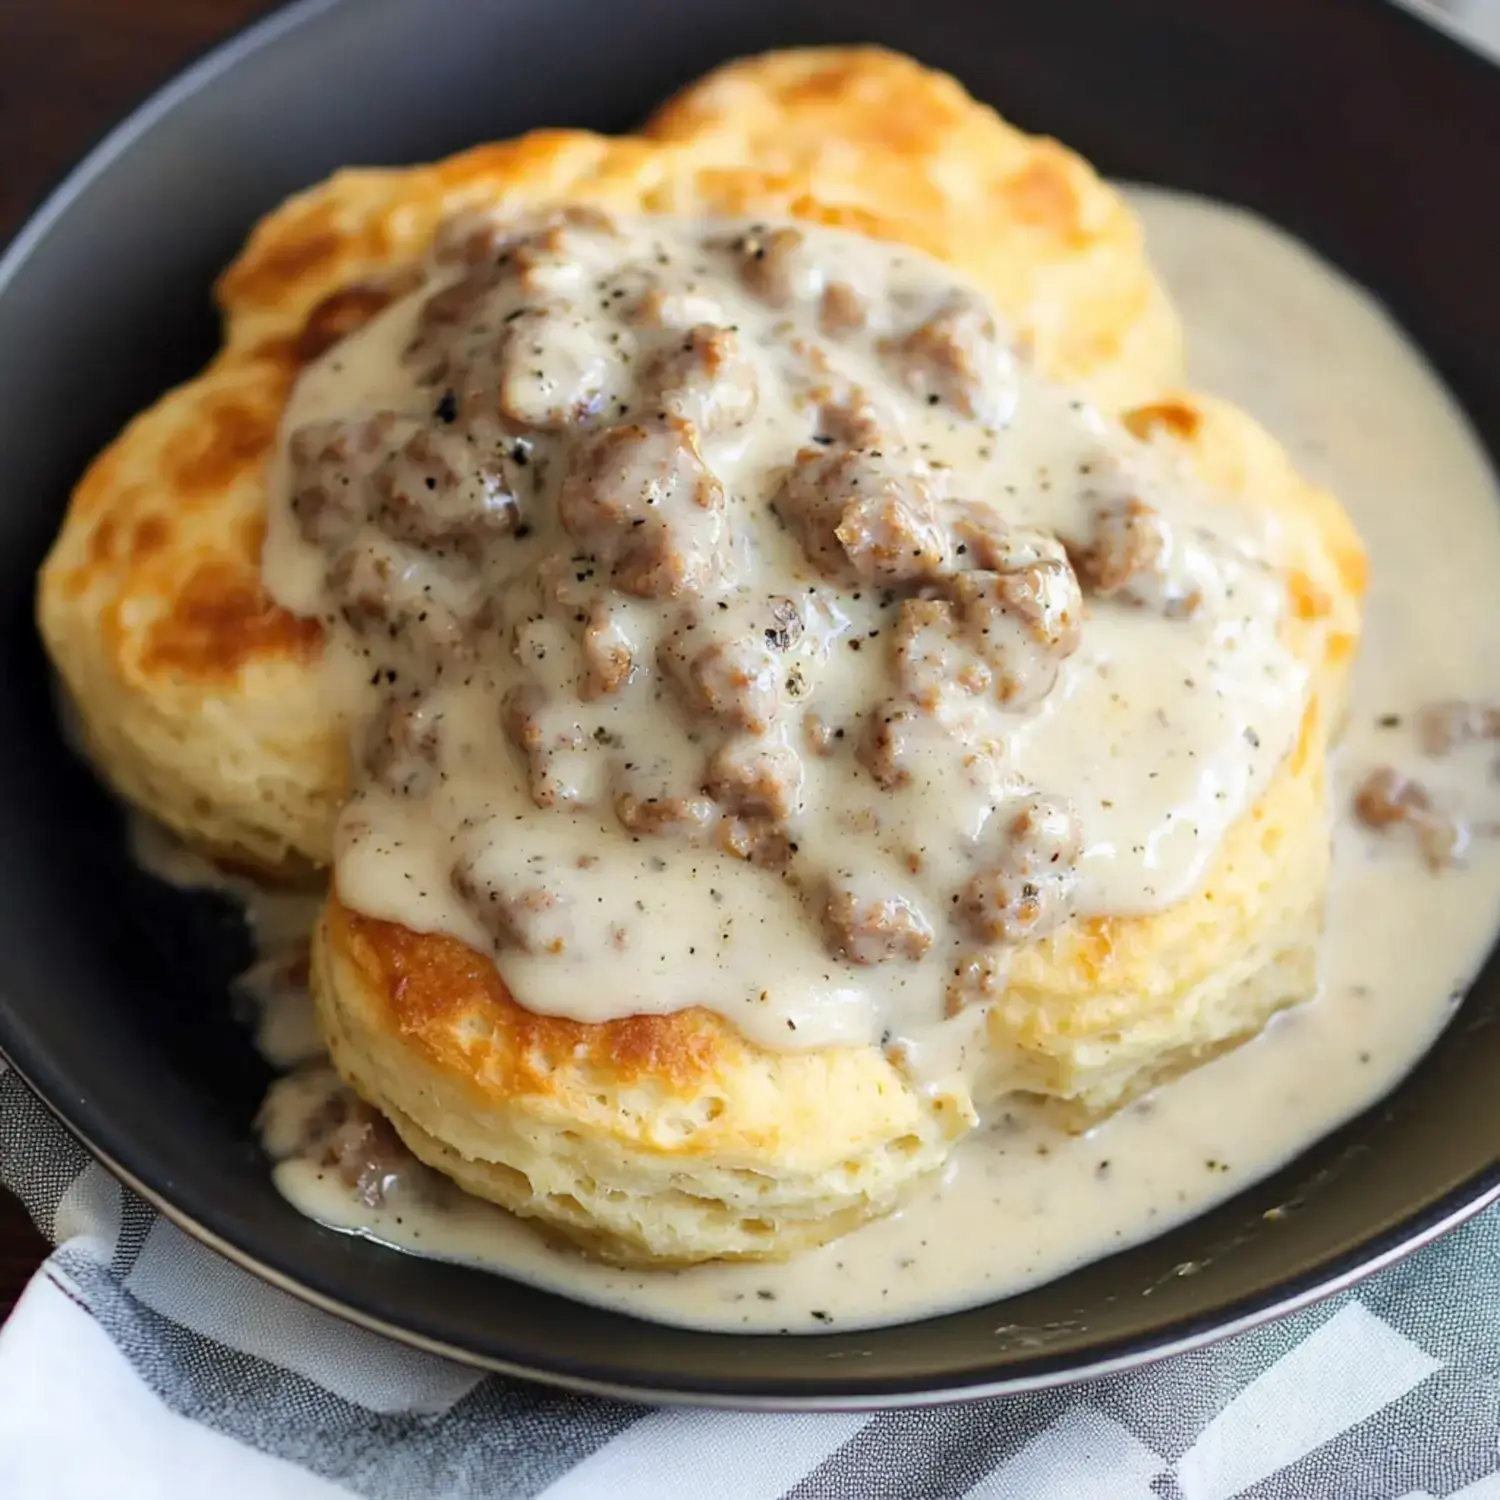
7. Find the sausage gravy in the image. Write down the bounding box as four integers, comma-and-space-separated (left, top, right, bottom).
260, 206, 1304, 1081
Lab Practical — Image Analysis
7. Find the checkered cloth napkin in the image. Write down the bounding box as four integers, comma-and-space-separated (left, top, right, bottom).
4, 1059, 1500, 1499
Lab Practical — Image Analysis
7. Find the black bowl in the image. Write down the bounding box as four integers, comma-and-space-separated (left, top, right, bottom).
1, 0, 1498, 1406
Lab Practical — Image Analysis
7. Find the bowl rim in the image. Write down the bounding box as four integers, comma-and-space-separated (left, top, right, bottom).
4, 0, 1500, 1406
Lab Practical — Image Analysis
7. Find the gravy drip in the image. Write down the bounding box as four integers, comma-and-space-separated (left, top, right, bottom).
249, 188, 1500, 1332
262, 209, 1301, 1074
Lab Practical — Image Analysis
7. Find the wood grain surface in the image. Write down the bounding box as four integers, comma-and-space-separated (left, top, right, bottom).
0, 0, 274, 1324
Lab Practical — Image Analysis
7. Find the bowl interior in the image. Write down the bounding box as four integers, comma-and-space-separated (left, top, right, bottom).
1, 0, 1498, 1402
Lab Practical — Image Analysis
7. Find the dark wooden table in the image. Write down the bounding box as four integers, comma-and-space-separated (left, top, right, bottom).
0, 0, 274, 1323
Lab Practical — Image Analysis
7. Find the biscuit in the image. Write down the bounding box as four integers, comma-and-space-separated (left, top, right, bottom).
313, 896, 973, 1265
39, 48, 1366, 1269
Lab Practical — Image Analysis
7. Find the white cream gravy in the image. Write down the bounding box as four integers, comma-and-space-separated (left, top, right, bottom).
206, 187, 1500, 1331
261, 207, 1301, 1076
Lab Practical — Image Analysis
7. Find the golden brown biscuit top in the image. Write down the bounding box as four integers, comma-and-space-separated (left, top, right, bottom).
40, 48, 1180, 721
